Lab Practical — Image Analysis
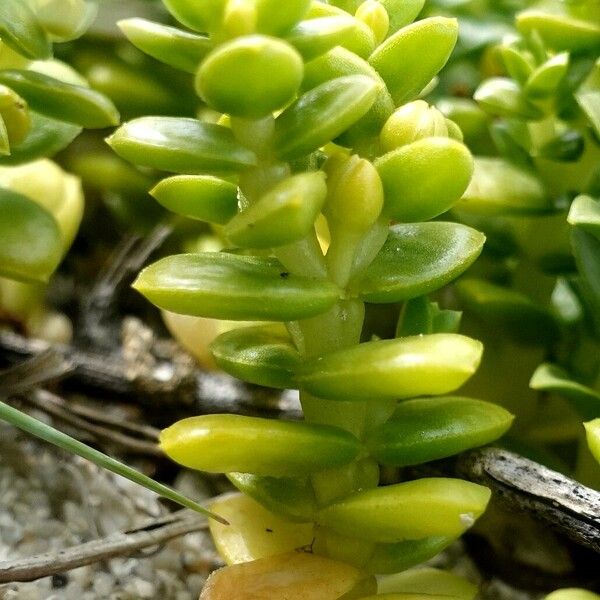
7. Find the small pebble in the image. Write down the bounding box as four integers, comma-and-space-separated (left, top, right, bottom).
65, 581, 85, 600
93, 572, 116, 596
186, 573, 206, 597
124, 576, 155, 598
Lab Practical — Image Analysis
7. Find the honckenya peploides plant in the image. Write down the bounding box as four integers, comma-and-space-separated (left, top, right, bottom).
0, 0, 598, 598
0, 0, 116, 341
0, 0, 229, 542
107, 0, 517, 595
427, 0, 600, 487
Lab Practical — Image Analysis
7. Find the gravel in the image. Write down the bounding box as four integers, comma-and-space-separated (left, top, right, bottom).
0, 421, 218, 600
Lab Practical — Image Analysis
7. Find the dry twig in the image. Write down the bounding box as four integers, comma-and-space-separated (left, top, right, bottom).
22, 389, 161, 456
414, 447, 600, 554
78, 225, 173, 351
0, 510, 212, 583
0, 328, 301, 415
456, 448, 600, 553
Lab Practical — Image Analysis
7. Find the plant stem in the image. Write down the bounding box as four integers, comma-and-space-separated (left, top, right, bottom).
274, 234, 328, 279
233, 118, 327, 277
232, 116, 389, 559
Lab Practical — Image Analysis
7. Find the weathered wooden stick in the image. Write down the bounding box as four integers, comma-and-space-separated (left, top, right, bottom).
23, 390, 161, 456
413, 447, 600, 554
0, 509, 213, 583
457, 447, 600, 553
0, 328, 302, 415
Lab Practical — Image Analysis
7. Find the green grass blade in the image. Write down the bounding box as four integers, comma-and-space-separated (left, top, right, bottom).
0, 400, 228, 525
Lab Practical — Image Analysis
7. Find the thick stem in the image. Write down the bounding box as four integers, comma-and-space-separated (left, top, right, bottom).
528, 116, 557, 152
301, 391, 368, 439
298, 298, 364, 358
233, 118, 327, 277
230, 116, 275, 159
274, 234, 328, 279
231, 116, 392, 560
350, 216, 389, 278
295, 299, 379, 543
325, 229, 364, 288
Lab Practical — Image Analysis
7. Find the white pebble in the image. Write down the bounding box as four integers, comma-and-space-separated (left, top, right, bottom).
124, 577, 155, 599
93, 572, 116, 596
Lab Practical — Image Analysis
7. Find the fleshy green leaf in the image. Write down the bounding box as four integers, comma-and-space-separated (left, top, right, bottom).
396, 296, 434, 337
337, 18, 376, 59
368, 17, 458, 105
210, 325, 301, 389
366, 592, 460, 598
0, 187, 62, 283
0, 84, 30, 150
255, 0, 311, 35
118, 18, 212, 74
380, 100, 450, 152
524, 52, 569, 99
575, 60, 600, 139
225, 172, 327, 248
0, 400, 225, 523
303, 3, 375, 56
306, 2, 353, 18
375, 138, 474, 222
160, 414, 360, 476
475, 77, 545, 120
208, 493, 313, 565
32, 0, 98, 43
456, 157, 550, 215
437, 98, 490, 147
531, 363, 600, 420
366, 397, 514, 467
355, 1, 390, 47
133, 253, 340, 321
0, 0, 51, 60
568, 195, 600, 240
286, 16, 356, 60
352, 222, 484, 303
378, 567, 477, 599
537, 131, 585, 162
431, 304, 463, 335
162, 0, 226, 33
0, 111, 81, 166
499, 45, 534, 86
302, 47, 394, 144
365, 537, 455, 575
545, 590, 600, 600
455, 278, 560, 345
316, 478, 491, 542
108, 117, 257, 174
489, 121, 532, 169
227, 473, 316, 522
571, 228, 600, 332
274, 75, 378, 159
517, 9, 600, 53
295, 334, 483, 402
378, 0, 425, 35
150, 175, 238, 224
0, 118, 9, 156
0, 69, 119, 128
196, 35, 303, 119
584, 420, 600, 465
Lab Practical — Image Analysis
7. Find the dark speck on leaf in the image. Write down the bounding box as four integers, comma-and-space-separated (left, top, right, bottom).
280, 272, 290, 279
266, 528, 273, 533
